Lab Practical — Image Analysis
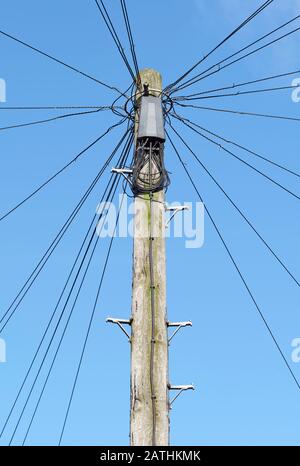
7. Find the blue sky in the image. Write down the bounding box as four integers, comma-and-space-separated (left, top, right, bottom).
0, 0, 300, 446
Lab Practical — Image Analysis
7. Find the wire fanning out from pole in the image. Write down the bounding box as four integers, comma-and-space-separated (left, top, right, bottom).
167, 12, 300, 95
171, 113, 300, 179
0, 106, 119, 132
172, 113, 300, 202
120, 0, 140, 79
165, 0, 274, 93
166, 130, 300, 393
0, 118, 126, 223
0, 29, 124, 96
94, 0, 136, 82
168, 117, 300, 289
2, 129, 134, 445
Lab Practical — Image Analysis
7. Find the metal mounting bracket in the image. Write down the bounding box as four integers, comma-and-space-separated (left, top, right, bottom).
167, 321, 192, 343
165, 205, 190, 228
111, 168, 133, 186
168, 384, 195, 407
106, 317, 132, 342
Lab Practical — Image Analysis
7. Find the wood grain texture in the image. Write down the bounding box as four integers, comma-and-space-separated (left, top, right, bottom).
130, 69, 169, 446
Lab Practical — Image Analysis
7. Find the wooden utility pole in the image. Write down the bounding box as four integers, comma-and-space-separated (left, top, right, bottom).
130, 69, 169, 446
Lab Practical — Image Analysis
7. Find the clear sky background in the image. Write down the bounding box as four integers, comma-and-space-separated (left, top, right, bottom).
0, 0, 300, 446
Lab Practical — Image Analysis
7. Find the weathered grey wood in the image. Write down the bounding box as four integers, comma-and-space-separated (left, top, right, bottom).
130, 69, 169, 446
